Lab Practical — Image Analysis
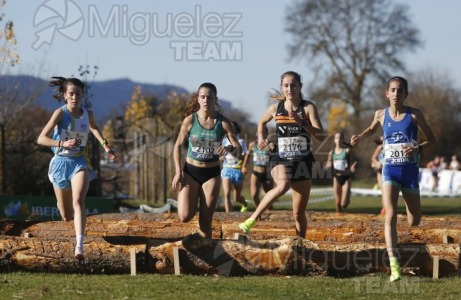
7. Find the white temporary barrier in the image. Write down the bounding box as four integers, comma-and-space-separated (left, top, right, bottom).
352, 168, 461, 197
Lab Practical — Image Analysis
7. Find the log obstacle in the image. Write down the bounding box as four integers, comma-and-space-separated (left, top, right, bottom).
146, 234, 459, 277
0, 211, 460, 276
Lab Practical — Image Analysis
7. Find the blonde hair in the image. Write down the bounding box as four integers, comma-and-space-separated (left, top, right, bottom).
267, 71, 304, 102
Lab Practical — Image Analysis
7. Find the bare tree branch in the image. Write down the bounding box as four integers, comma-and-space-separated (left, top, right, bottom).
286, 0, 422, 123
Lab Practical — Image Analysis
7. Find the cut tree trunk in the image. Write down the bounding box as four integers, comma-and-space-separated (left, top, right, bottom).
146, 234, 460, 277
1, 212, 460, 276
13, 217, 221, 240
3, 212, 461, 244
0, 235, 145, 274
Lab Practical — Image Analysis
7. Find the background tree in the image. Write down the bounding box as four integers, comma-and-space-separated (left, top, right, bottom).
124, 86, 154, 124
405, 69, 461, 165
5, 106, 53, 195
326, 100, 352, 135
157, 91, 188, 135
286, 0, 422, 125
0, 0, 19, 71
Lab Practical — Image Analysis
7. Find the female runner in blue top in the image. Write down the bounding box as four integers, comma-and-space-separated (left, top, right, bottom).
37, 77, 115, 260
351, 76, 436, 282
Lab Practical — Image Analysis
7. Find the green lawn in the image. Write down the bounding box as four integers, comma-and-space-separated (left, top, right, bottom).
1, 272, 460, 300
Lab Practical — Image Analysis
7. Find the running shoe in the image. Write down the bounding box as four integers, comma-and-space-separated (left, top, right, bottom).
389, 257, 401, 282
75, 247, 85, 261
238, 218, 256, 234
240, 200, 250, 212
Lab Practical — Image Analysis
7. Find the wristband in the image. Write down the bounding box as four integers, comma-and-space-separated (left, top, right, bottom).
58, 140, 61, 147
101, 139, 108, 146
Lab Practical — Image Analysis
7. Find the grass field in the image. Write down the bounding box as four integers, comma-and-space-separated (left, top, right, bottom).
1, 190, 460, 299
1, 272, 460, 299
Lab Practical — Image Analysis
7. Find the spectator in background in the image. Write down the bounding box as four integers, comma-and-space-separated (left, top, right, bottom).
449, 154, 459, 170
440, 156, 447, 170
426, 156, 441, 192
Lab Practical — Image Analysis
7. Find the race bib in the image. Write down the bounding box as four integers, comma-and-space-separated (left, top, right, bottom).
254, 152, 269, 166
333, 159, 348, 171
383, 142, 415, 164
278, 137, 308, 159
60, 129, 88, 148
190, 140, 221, 160
224, 153, 240, 167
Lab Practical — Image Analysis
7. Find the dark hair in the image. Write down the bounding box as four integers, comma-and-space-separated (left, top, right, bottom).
268, 71, 304, 101
184, 82, 221, 116
231, 121, 241, 135
335, 132, 352, 148
49, 77, 85, 102
374, 136, 383, 145
198, 82, 217, 96
387, 76, 408, 93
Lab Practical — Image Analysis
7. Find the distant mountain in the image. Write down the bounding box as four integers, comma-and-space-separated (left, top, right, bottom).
1, 75, 233, 122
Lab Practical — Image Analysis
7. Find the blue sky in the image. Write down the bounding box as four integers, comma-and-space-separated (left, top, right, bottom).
4, 0, 461, 122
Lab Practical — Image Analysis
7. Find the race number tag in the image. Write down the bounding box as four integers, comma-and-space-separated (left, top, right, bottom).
60, 129, 88, 148
190, 140, 221, 160
278, 137, 308, 159
333, 159, 348, 171
224, 153, 239, 166
383, 142, 414, 164
253, 152, 269, 166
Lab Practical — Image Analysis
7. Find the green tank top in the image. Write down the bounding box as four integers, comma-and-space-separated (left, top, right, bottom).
332, 148, 350, 171
253, 142, 270, 167
186, 112, 224, 162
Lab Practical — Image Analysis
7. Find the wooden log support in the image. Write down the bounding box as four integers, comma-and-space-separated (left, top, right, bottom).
130, 248, 137, 276
433, 256, 440, 279
443, 234, 448, 244
173, 246, 181, 275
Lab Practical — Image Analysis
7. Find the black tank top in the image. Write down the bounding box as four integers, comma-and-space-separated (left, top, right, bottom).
274, 100, 312, 161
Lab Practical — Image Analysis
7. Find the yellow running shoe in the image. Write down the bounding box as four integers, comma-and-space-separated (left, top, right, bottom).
240, 200, 250, 212
389, 257, 401, 282
238, 218, 256, 234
